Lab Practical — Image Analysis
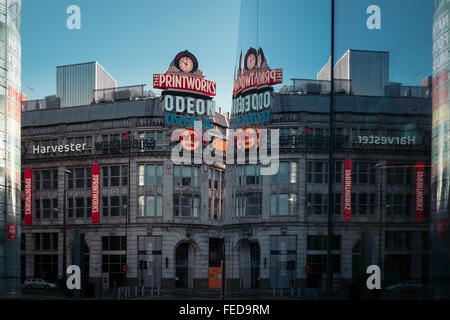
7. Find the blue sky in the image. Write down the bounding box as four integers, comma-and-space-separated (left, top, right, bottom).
21, 0, 433, 111
21, 0, 241, 109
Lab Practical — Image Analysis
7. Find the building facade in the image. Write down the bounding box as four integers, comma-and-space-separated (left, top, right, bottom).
226, 84, 432, 291
19, 69, 432, 296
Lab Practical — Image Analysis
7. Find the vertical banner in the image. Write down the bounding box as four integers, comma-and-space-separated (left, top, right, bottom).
6, 223, 17, 240
91, 165, 100, 223
414, 162, 425, 222
24, 169, 32, 225
435, 219, 448, 238
343, 159, 352, 221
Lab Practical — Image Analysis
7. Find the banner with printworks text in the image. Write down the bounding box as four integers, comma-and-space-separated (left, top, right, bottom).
343, 159, 352, 221
91, 165, 100, 223
24, 169, 32, 225
414, 162, 425, 222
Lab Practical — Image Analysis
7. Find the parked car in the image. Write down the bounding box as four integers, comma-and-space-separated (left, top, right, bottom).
23, 278, 57, 290
385, 280, 422, 291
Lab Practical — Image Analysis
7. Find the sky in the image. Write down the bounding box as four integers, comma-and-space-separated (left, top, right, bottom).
21, 0, 433, 112
21, 0, 241, 110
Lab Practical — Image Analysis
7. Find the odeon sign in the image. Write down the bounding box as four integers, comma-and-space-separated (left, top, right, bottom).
230, 47, 282, 129
154, 50, 216, 131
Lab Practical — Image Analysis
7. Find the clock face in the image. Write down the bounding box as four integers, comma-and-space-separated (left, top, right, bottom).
246, 53, 256, 70
179, 56, 194, 72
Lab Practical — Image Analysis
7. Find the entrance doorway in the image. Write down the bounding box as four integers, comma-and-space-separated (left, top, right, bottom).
175, 242, 189, 288
250, 242, 260, 289
239, 240, 260, 289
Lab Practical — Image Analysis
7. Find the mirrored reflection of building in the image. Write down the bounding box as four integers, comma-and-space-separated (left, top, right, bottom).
0, 0, 21, 295
225, 0, 434, 297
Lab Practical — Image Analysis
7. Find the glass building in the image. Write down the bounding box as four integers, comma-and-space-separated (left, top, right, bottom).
227, 0, 436, 298
0, 0, 21, 295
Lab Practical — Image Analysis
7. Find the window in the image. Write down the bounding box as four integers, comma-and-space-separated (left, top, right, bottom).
182, 166, 191, 186
68, 168, 91, 189
138, 195, 163, 217
102, 196, 127, 217
34, 233, 58, 251
334, 193, 341, 216
307, 161, 328, 184
334, 161, 342, 183
33, 170, 58, 190
385, 194, 413, 216
235, 196, 243, 217
245, 194, 262, 216
139, 164, 163, 186
146, 131, 163, 150
68, 197, 90, 218
102, 166, 128, 187
307, 255, 340, 274
173, 194, 200, 217
306, 193, 328, 215
214, 170, 220, 189
102, 236, 126, 251
384, 254, 411, 281
271, 193, 297, 216
386, 165, 414, 185
173, 165, 199, 187
245, 165, 260, 185
352, 161, 376, 184
34, 254, 58, 283
34, 199, 58, 219
385, 231, 411, 251
307, 235, 341, 250
102, 236, 127, 276
235, 165, 244, 186
272, 161, 297, 184
352, 193, 376, 215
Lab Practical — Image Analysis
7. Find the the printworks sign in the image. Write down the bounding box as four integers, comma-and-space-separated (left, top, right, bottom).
230, 47, 283, 128
153, 50, 216, 129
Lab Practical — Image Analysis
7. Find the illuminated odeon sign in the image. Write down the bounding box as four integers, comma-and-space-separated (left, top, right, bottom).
163, 94, 215, 128
154, 50, 217, 130
230, 48, 282, 128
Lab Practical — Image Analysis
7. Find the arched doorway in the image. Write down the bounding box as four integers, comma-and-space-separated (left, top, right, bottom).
175, 242, 189, 288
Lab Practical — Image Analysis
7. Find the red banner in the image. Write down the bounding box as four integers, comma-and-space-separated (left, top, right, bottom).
343, 159, 352, 221
24, 169, 32, 225
7, 223, 17, 240
414, 162, 425, 222
91, 165, 100, 223
435, 219, 448, 238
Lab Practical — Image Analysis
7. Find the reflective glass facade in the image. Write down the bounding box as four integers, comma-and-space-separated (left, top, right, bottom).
0, 0, 21, 295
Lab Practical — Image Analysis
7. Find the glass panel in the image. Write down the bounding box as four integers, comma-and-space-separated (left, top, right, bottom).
146, 196, 154, 217
146, 165, 154, 185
